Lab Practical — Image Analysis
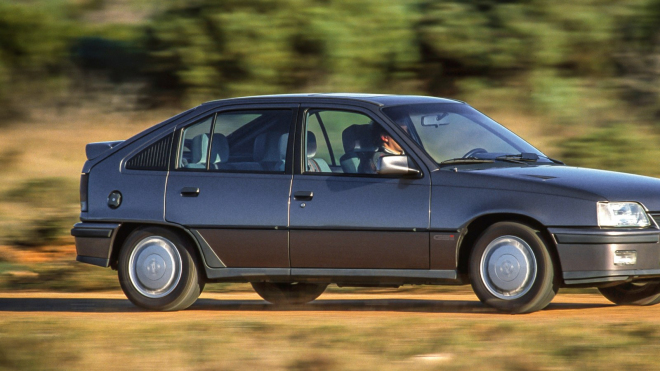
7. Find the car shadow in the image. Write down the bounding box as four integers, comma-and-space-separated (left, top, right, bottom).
0, 296, 612, 314
0, 298, 140, 313
191, 298, 611, 314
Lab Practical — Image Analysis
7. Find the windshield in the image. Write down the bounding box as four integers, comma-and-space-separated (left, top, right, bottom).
382, 103, 549, 165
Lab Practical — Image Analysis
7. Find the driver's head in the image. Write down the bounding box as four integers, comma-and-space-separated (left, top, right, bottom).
372, 124, 404, 155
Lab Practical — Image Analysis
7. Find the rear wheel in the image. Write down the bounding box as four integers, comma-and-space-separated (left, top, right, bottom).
118, 227, 204, 311
251, 282, 327, 305
598, 282, 660, 305
469, 222, 558, 314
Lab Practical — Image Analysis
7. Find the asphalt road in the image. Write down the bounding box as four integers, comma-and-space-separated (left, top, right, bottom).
1, 291, 658, 322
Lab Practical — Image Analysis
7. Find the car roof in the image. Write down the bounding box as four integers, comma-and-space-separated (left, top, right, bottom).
201, 93, 464, 108
83, 93, 463, 171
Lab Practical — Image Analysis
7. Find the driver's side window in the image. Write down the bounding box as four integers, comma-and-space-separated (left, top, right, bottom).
304, 110, 404, 175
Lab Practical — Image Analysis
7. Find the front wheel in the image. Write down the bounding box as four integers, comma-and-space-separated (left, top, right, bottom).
118, 227, 204, 311
251, 282, 327, 305
598, 282, 660, 305
469, 222, 558, 314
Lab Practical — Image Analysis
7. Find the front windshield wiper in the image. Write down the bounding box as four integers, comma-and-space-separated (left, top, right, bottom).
440, 158, 494, 166
544, 156, 565, 165
496, 153, 539, 163
496, 153, 566, 165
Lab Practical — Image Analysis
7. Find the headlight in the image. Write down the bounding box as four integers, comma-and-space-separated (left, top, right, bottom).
597, 202, 651, 228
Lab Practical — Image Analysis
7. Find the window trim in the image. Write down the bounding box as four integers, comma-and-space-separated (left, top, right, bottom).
311, 111, 336, 167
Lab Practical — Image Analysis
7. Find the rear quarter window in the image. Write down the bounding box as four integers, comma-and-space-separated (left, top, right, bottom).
125, 133, 173, 171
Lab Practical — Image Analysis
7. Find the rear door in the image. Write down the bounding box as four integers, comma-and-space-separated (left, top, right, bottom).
165, 104, 298, 268
289, 105, 431, 270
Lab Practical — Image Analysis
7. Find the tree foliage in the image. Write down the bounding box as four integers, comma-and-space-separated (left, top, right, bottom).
0, 0, 659, 173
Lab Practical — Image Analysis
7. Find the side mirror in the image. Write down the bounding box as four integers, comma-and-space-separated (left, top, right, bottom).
377, 155, 421, 176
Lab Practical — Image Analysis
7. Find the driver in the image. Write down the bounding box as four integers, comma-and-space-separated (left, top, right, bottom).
359, 124, 404, 174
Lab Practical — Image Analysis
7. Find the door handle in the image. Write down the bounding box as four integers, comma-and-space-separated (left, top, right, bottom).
180, 187, 200, 197
293, 191, 313, 201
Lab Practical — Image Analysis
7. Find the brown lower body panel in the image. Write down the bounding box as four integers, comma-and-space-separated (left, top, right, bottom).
290, 230, 429, 269
430, 232, 461, 270
198, 229, 289, 268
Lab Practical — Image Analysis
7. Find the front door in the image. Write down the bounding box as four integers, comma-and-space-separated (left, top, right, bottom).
289, 107, 431, 270
165, 105, 298, 268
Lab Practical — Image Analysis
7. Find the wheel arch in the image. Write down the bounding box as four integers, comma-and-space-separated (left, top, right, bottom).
109, 222, 208, 280
456, 213, 562, 280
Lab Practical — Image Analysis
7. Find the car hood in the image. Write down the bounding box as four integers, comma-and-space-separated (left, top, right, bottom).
433, 165, 660, 211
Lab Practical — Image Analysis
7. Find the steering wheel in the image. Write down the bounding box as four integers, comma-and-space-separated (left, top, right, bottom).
463, 148, 488, 159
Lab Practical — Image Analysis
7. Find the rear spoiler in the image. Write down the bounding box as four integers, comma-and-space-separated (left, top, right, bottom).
85, 141, 124, 160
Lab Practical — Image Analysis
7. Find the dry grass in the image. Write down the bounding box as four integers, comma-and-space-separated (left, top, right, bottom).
0, 306, 658, 370
0, 106, 180, 190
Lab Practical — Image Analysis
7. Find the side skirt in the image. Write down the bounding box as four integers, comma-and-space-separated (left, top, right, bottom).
204, 267, 463, 285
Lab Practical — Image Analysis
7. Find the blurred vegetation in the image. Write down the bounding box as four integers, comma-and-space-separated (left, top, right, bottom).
0, 0, 657, 138
0, 0, 657, 109
0, 0, 660, 251
0, 260, 120, 292
1, 178, 79, 247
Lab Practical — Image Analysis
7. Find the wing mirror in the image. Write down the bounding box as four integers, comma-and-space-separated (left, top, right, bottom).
376, 155, 421, 177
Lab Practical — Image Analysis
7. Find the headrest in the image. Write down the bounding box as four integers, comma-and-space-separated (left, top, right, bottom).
210, 133, 229, 164
279, 133, 289, 160
191, 133, 209, 163
253, 132, 267, 161
342, 124, 377, 153
254, 131, 287, 161
306, 131, 317, 158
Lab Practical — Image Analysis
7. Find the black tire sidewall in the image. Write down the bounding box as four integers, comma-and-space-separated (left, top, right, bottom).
118, 227, 201, 311
598, 282, 660, 305
251, 282, 327, 305
469, 222, 557, 313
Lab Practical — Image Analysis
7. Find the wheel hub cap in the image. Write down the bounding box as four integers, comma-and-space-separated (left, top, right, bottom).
142, 254, 167, 282
494, 254, 520, 282
481, 236, 537, 300
129, 236, 182, 298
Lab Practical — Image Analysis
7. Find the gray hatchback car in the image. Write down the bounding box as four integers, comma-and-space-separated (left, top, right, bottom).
72, 94, 660, 313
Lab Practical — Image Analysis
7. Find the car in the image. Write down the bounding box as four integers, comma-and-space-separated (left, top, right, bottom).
71, 93, 660, 313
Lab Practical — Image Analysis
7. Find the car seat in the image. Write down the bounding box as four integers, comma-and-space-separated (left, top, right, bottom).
306, 132, 331, 172
339, 124, 377, 174
209, 133, 230, 169
254, 131, 288, 172
186, 133, 209, 168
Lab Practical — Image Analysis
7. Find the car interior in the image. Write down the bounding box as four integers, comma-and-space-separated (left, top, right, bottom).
179, 110, 402, 175
179, 111, 291, 172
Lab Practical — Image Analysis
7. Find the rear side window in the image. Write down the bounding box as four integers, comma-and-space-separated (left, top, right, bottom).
177, 109, 293, 173
126, 133, 173, 171
179, 115, 214, 169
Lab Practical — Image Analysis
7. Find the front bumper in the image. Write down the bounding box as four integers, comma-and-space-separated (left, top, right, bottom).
71, 222, 121, 267
550, 228, 660, 285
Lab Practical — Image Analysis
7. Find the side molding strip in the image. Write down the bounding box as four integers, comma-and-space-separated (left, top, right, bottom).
203, 267, 459, 282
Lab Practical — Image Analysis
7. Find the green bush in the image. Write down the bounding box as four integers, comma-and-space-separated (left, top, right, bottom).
144, 0, 419, 104
560, 123, 660, 177
2, 178, 79, 248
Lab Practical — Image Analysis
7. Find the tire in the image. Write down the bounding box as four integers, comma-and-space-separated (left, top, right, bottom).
251, 282, 327, 305
118, 227, 205, 311
469, 222, 558, 314
598, 282, 660, 306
